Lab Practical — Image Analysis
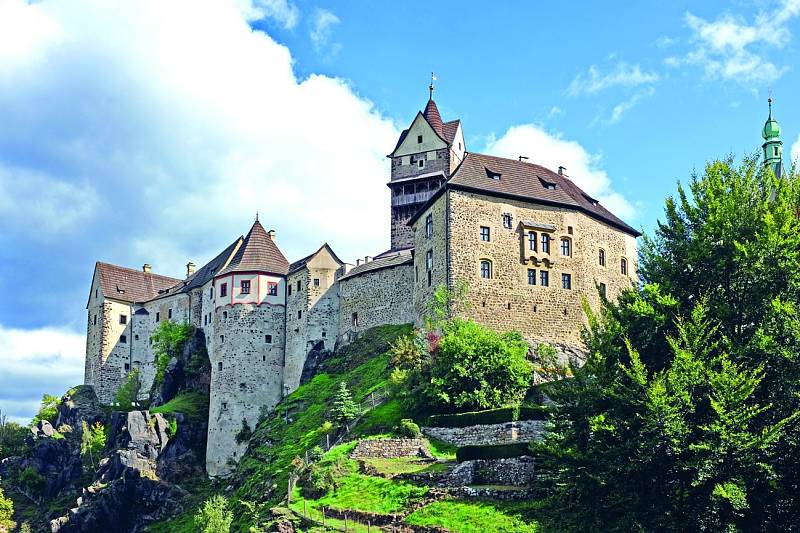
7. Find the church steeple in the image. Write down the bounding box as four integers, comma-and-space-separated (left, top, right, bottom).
762, 97, 784, 177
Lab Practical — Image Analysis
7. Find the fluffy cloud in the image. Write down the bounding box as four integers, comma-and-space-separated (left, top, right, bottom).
671, 0, 800, 85
0, 325, 85, 424
0, 0, 399, 273
567, 62, 658, 96
309, 8, 341, 56
485, 125, 635, 222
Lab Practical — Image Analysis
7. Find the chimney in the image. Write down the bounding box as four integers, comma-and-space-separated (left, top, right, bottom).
558, 166, 567, 176
142, 264, 151, 273
356, 259, 362, 266
364, 256, 373, 263
267, 230, 276, 240
186, 262, 196, 278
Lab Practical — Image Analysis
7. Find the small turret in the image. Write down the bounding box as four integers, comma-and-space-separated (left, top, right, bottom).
762, 97, 784, 178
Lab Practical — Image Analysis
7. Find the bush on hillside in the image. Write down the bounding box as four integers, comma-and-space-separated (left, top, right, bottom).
151, 321, 194, 387
397, 418, 421, 438
426, 406, 548, 428
456, 442, 531, 462
194, 495, 232, 533
80, 420, 107, 470
0, 410, 29, 458
0, 487, 14, 531
114, 368, 141, 410
30, 393, 61, 426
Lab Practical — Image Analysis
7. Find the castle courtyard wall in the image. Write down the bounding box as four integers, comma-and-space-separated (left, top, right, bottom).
338, 264, 414, 341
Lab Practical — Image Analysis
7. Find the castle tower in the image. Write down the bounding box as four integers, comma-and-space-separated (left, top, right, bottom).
387, 79, 466, 250
762, 97, 784, 178
206, 218, 289, 477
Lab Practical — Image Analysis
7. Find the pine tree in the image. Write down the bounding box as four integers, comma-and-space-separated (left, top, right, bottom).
331, 382, 359, 428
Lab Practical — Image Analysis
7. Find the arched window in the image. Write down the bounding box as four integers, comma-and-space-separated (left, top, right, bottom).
599, 248, 606, 266
621, 257, 628, 275
560, 237, 571, 257
480, 259, 492, 279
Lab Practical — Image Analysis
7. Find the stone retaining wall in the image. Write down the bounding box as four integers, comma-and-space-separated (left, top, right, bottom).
421, 420, 546, 447
350, 439, 432, 459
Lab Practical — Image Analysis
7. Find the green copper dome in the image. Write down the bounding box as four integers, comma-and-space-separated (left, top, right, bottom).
763, 99, 781, 140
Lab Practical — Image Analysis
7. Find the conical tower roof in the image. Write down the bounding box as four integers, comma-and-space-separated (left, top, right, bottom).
219, 220, 289, 276
423, 98, 444, 136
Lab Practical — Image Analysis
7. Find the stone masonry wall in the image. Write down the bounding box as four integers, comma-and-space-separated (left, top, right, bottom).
350, 439, 432, 459
446, 190, 637, 348
206, 302, 286, 477
421, 420, 546, 447
390, 148, 450, 181
338, 264, 414, 341
412, 193, 448, 323
90, 299, 134, 404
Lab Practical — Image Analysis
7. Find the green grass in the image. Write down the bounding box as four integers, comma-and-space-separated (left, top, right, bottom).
150, 391, 209, 420
404, 500, 539, 533
310, 472, 428, 514
361, 456, 449, 477
427, 437, 458, 459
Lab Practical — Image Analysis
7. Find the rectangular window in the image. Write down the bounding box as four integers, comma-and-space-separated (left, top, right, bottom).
241, 280, 251, 294
562, 273, 572, 290
155, 312, 160, 322
425, 250, 433, 271
124, 363, 130, 371
621, 258, 628, 275
425, 213, 433, 238
168, 308, 173, 319
540, 270, 549, 287
223, 311, 228, 320
352, 312, 358, 327
418, 159, 424, 168
93, 314, 97, 325
95, 289, 98, 299
218, 362, 223, 371
541, 234, 550, 254
560, 238, 571, 257
268, 282, 278, 296
204, 315, 207, 326
480, 226, 490, 241
599, 282, 607, 298
297, 280, 301, 291
427, 271, 432, 287
288, 285, 292, 296
119, 314, 127, 325
210, 286, 214, 299
417, 135, 423, 143
502, 213, 513, 229
265, 334, 272, 344
480, 260, 492, 279
220, 335, 225, 343
120, 334, 127, 344
313, 278, 320, 287
528, 269, 536, 285
220, 283, 227, 297
528, 232, 537, 251
298, 310, 302, 319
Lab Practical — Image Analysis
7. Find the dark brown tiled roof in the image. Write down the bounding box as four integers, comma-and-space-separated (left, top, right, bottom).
339, 253, 413, 281
179, 238, 242, 292
408, 152, 640, 236
442, 119, 460, 145
218, 220, 289, 276
288, 243, 344, 274
423, 99, 443, 136
95, 262, 181, 304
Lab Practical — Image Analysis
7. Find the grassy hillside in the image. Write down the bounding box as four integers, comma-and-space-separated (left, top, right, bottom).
148, 324, 540, 532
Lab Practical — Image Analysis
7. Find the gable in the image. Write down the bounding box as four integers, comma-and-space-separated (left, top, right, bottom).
307, 245, 344, 271
391, 112, 448, 157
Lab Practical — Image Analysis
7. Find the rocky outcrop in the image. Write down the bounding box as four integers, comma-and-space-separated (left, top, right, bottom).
156, 412, 207, 481
150, 328, 210, 408
299, 340, 331, 386
55, 385, 106, 432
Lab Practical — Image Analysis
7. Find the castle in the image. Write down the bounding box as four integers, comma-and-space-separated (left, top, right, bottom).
84, 90, 643, 477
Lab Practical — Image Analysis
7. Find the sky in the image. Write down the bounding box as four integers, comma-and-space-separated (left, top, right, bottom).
1, 0, 799, 424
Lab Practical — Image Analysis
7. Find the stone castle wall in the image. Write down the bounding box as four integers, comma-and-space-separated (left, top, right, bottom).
390, 148, 450, 181
422, 420, 546, 447
338, 263, 414, 341
413, 194, 449, 322
86, 299, 133, 404
206, 302, 286, 477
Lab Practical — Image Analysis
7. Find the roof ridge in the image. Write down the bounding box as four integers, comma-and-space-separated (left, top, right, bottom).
95, 261, 181, 282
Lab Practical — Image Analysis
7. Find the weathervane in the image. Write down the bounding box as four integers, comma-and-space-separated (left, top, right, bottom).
429, 72, 437, 99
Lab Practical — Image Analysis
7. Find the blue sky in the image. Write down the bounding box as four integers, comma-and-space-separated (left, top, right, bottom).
1, 0, 798, 423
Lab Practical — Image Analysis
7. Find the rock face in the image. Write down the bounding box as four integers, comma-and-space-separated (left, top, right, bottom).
150, 328, 211, 408
156, 412, 207, 482
55, 385, 106, 431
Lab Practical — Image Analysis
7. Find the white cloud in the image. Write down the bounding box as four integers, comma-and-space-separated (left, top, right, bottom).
485, 125, 635, 222
0, 0, 399, 273
606, 87, 656, 125
675, 0, 800, 85
309, 8, 341, 56
567, 62, 658, 96
0, 324, 85, 425
244, 0, 300, 29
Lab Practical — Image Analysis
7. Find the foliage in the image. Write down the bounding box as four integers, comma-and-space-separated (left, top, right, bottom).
30, 393, 60, 426
166, 417, 178, 438
17, 466, 44, 495
396, 418, 421, 438
423, 319, 533, 412
193, 495, 233, 533
426, 406, 547, 427
423, 281, 470, 332
150, 392, 209, 420
456, 442, 531, 462
390, 333, 427, 370
405, 500, 538, 533
235, 418, 252, 445
151, 321, 194, 387
0, 487, 14, 531
0, 409, 28, 458
80, 421, 107, 470
330, 382, 359, 426
113, 368, 141, 410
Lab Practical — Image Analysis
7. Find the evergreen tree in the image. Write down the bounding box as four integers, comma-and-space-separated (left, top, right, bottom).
194, 495, 232, 533
331, 382, 359, 427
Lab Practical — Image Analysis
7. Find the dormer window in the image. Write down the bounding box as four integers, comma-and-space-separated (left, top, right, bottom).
116, 285, 125, 294
583, 193, 599, 206
486, 168, 501, 180
539, 177, 557, 190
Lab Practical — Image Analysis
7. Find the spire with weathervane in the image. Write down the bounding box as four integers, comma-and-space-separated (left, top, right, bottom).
762, 97, 784, 178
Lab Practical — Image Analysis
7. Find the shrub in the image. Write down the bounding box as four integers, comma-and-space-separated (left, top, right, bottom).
390, 333, 427, 370
423, 319, 533, 412
150, 392, 208, 420
426, 406, 548, 427
18, 466, 44, 494
397, 418, 421, 438
30, 394, 60, 426
114, 368, 141, 410
80, 420, 107, 469
166, 417, 178, 438
456, 442, 531, 462
194, 495, 233, 533
151, 321, 194, 387
0, 487, 13, 531
0, 412, 28, 458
